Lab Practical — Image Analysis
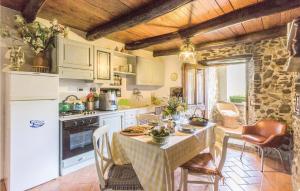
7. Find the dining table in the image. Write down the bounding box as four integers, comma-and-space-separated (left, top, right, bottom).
111, 122, 216, 191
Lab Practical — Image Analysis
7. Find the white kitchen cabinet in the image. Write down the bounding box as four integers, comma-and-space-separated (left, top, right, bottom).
58, 67, 93, 80
99, 113, 125, 142
93, 46, 113, 83
124, 110, 137, 128
57, 37, 93, 70
136, 57, 164, 86
53, 37, 93, 80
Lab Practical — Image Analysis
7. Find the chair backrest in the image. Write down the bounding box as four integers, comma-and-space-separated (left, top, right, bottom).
254, 119, 287, 138
216, 101, 240, 117
213, 134, 230, 171
136, 113, 161, 125
92, 126, 114, 189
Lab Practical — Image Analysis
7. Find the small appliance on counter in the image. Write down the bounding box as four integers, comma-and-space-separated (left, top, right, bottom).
99, 88, 118, 111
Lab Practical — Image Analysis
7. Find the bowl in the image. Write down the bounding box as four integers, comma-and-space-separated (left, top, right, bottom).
151, 135, 169, 145
189, 117, 208, 126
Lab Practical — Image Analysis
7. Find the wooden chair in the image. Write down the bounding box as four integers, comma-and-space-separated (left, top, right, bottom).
136, 113, 161, 125
178, 135, 229, 191
92, 126, 143, 190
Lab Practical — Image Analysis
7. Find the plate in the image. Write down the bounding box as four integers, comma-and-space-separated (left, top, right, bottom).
120, 131, 145, 136
179, 125, 196, 133
120, 125, 152, 136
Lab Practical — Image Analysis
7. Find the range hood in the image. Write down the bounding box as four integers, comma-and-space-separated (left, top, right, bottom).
286, 18, 300, 72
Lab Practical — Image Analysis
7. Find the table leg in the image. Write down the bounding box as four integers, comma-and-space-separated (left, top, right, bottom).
208, 127, 216, 158
171, 170, 175, 191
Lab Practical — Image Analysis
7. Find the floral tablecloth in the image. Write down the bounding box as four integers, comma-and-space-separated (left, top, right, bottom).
111, 123, 216, 191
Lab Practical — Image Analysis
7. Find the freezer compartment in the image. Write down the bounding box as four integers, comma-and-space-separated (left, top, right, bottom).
6, 71, 59, 101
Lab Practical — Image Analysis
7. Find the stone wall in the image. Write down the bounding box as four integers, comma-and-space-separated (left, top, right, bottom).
250, 37, 295, 128
197, 37, 295, 129
198, 37, 298, 188
292, 115, 300, 191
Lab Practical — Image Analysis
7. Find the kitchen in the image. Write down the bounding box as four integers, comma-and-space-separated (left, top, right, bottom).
0, 0, 300, 191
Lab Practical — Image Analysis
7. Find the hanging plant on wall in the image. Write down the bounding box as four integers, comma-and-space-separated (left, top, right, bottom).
0, 15, 69, 72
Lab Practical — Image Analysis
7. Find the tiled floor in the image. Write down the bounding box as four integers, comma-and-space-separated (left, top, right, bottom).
3, 148, 292, 191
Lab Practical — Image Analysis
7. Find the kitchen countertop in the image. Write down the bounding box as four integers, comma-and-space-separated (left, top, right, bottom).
59, 105, 156, 121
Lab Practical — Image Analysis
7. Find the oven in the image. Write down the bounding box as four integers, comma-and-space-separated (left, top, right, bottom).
60, 116, 99, 175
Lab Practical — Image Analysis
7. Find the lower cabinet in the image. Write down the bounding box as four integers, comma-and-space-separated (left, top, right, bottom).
99, 113, 125, 142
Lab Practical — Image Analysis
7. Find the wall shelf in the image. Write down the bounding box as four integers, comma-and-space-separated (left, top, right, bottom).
113, 71, 136, 76
113, 51, 136, 58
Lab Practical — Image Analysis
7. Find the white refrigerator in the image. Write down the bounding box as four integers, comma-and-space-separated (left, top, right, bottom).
4, 71, 59, 191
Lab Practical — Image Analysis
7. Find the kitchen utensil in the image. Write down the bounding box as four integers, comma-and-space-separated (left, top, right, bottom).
73, 102, 85, 111
59, 102, 71, 113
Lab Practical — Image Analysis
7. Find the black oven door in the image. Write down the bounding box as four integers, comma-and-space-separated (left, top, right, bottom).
62, 123, 99, 160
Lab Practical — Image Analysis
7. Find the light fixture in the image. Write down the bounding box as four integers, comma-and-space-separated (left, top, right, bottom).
179, 38, 196, 64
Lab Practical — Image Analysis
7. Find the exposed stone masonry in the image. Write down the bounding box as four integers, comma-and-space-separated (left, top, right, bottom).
198, 37, 298, 190
292, 115, 300, 190
197, 37, 295, 128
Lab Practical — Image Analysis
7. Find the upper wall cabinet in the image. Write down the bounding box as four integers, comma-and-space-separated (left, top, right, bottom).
53, 37, 93, 80
136, 57, 164, 86
94, 46, 113, 83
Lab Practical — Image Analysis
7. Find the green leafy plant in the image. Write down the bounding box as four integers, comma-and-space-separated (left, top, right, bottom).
229, 95, 246, 103
1, 15, 68, 55
162, 97, 187, 117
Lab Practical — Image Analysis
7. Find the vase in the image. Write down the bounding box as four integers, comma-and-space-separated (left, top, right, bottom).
86, 101, 94, 111
33, 52, 49, 73
171, 113, 180, 121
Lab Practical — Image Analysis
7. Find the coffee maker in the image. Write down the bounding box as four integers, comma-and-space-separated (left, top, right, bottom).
99, 89, 118, 111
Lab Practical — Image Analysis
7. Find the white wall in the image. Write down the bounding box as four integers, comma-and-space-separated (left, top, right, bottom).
0, 5, 183, 179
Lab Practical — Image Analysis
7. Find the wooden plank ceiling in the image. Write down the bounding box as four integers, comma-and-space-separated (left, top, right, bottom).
1, 0, 300, 53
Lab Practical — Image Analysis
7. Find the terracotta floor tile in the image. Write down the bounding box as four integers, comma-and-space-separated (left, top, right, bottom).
224, 178, 244, 191
0, 148, 291, 191
226, 172, 248, 185
246, 170, 262, 177
230, 166, 249, 178
243, 176, 262, 184
240, 184, 261, 191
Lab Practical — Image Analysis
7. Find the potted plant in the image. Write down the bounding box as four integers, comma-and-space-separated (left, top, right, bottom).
163, 97, 187, 120
86, 92, 95, 111
1, 15, 68, 72
150, 126, 170, 145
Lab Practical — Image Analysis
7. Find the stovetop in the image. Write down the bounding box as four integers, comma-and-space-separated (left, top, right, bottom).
59, 111, 96, 117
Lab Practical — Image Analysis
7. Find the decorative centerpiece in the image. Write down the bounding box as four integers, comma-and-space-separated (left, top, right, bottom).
6, 46, 25, 71
1, 15, 68, 72
150, 126, 170, 145
163, 97, 187, 121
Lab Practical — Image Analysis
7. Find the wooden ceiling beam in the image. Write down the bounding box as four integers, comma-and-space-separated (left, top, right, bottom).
153, 26, 286, 57
126, 0, 300, 50
22, 0, 47, 23
86, 0, 193, 41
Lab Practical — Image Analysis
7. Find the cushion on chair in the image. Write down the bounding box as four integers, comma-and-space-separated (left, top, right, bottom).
242, 134, 267, 143
181, 153, 221, 176
106, 164, 143, 190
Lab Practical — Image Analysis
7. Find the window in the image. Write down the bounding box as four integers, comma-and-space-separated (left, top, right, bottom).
183, 64, 205, 105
